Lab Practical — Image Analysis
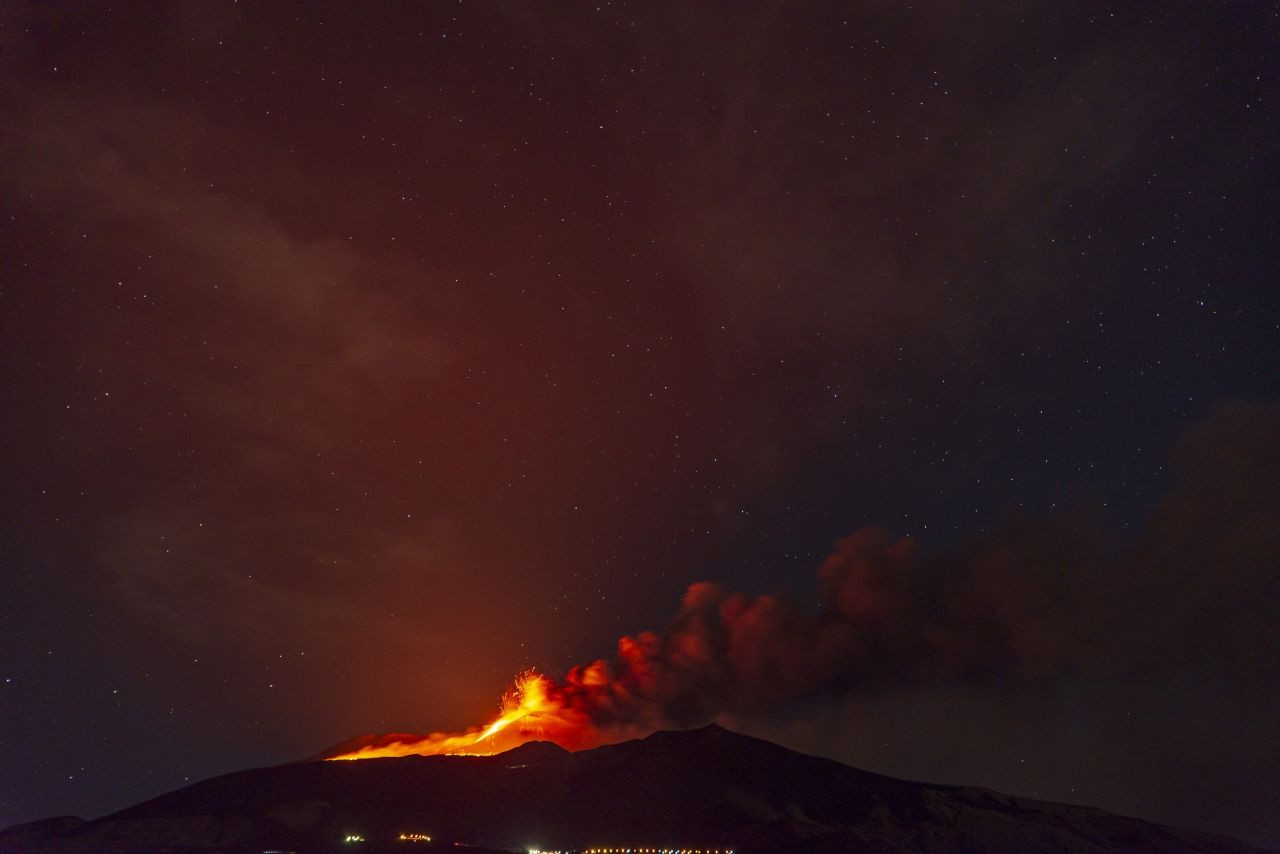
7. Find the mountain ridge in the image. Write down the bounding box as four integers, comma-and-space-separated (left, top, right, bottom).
1, 724, 1267, 854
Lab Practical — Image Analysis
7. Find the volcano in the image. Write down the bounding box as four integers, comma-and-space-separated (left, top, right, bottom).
0, 725, 1264, 854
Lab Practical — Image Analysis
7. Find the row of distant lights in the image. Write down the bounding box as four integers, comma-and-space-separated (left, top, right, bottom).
532, 850, 735, 854
343, 837, 726, 853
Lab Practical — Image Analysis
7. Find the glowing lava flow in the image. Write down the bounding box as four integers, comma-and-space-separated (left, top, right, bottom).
324, 671, 592, 761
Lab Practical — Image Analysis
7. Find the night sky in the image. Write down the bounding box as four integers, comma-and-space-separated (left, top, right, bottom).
2, 1, 1278, 847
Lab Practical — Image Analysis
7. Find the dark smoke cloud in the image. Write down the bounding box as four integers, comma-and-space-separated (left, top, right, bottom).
548, 402, 1278, 735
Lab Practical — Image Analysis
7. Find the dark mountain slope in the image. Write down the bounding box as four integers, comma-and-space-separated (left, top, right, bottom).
1, 724, 1264, 854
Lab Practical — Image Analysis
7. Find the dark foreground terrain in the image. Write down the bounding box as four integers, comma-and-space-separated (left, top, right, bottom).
0, 724, 1265, 853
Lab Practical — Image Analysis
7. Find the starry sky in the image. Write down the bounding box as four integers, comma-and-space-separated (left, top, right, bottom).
1, 1, 1277, 847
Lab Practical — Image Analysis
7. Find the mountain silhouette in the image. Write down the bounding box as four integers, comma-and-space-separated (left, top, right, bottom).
1, 724, 1265, 853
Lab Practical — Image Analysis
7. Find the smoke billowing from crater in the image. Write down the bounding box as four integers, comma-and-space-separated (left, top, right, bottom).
323, 402, 1279, 761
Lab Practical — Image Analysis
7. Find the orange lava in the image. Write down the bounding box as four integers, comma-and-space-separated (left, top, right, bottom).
324, 670, 593, 760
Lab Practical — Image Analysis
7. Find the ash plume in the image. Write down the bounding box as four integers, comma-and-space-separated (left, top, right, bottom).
517, 401, 1278, 745
326, 401, 1279, 757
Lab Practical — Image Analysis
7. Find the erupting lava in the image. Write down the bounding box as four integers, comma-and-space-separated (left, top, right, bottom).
320, 528, 1045, 764
324, 671, 595, 761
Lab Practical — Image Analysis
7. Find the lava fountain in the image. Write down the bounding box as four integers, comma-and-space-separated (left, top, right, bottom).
318, 528, 1025, 763
321, 671, 599, 761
